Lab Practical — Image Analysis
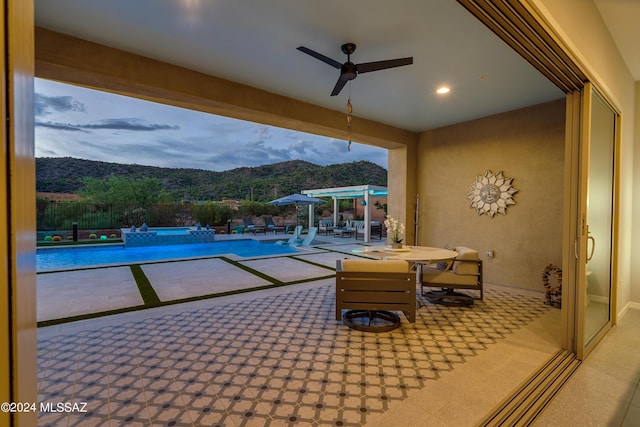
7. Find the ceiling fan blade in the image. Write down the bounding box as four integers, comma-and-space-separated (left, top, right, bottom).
297, 46, 342, 69
330, 74, 350, 96
356, 57, 413, 74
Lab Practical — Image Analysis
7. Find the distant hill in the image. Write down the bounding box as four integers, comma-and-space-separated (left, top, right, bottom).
36, 157, 387, 202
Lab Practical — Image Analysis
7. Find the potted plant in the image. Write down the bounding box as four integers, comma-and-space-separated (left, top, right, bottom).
384, 216, 405, 249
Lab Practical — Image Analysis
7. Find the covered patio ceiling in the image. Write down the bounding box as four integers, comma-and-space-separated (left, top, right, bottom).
34, 0, 565, 139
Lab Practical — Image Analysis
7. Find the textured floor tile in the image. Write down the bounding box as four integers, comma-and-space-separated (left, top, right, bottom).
38, 282, 553, 426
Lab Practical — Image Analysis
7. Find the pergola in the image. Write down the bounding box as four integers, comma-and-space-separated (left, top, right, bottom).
302, 185, 388, 243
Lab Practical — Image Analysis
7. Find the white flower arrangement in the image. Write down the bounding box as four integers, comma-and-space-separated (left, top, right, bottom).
384, 216, 405, 244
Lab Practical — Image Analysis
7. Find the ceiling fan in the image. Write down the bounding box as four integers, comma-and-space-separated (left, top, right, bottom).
297, 43, 413, 96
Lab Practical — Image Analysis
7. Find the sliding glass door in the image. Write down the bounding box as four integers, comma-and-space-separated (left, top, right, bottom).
574, 84, 618, 357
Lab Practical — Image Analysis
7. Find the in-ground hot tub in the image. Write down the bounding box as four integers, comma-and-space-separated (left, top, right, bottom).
121, 226, 215, 247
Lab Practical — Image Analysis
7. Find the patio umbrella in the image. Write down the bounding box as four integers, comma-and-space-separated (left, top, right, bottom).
267, 193, 324, 226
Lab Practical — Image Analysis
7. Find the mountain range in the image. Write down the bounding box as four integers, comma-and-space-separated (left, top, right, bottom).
36, 157, 387, 202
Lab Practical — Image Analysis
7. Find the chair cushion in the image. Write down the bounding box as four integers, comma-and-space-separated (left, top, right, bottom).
341, 259, 409, 273
452, 247, 479, 275
422, 266, 478, 286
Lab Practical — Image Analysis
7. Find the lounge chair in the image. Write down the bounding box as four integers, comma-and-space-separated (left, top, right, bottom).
242, 217, 266, 234
276, 225, 303, 245
297, 227, 318, 246
263, 216, 286, 234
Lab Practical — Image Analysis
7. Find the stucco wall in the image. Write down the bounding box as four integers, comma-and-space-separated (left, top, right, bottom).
387, 143, 418, 245
633, 81, 640, 303
417, 99, 565, 291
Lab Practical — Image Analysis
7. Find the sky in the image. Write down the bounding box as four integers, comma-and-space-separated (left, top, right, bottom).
34, 78, 388, 172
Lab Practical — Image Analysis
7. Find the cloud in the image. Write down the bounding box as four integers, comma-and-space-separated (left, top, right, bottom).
80, 118, 180, 131
289, 138, 335, 163
34, 121, 88, 132
35, 93, 86, 117
256, 125, 272, 141
327, 138, 350, 153
34, 79, 389, 171
35, 118, 180, 132
195, 131, 386, 171
203, 139, 293, 170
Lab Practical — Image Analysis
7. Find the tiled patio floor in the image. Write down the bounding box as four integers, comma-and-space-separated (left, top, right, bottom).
36, 242, 561, 426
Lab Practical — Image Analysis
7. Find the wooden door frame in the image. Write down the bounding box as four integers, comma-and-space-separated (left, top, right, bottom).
2, 0, 38, 426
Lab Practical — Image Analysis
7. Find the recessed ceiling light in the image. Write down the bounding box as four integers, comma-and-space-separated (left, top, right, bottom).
436, 87, 450, 95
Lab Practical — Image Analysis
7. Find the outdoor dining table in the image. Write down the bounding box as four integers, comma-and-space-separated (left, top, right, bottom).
357, 245, 455, 260
353, 245, 458, 286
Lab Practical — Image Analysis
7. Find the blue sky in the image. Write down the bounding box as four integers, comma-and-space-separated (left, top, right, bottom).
35, 78, 388, 172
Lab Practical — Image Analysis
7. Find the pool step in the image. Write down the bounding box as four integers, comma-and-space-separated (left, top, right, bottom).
478, 349, 581, 426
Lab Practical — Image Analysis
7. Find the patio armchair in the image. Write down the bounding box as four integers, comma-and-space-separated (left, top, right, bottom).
336, 259, 416, 331
333, 220, 358, 238
421, 246, 483, 306
355, 221, 383, 240
318, 219, 335, 235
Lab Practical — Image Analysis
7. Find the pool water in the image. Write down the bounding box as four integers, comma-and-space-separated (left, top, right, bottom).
37, 240, 298, 271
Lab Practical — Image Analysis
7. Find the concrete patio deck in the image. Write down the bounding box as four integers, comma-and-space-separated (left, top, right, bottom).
36, 239, 380, 323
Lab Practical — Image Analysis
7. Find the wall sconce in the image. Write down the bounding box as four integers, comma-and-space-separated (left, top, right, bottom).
361, 200, 367, 206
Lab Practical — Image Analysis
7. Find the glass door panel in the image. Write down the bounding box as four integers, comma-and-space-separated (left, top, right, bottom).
581, 85, 616, 350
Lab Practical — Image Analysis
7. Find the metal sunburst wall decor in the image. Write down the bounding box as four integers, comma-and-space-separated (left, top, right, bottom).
466, 170, 518, 217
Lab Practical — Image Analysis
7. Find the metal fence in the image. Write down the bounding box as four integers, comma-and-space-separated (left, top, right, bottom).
36, 201, 318, 231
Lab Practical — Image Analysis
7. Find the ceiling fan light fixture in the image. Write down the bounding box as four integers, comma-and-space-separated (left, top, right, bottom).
436, 86, 450, 94
297, 43, 414, 96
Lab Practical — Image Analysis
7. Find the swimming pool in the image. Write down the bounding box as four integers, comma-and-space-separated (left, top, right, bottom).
37, 240, 298, 271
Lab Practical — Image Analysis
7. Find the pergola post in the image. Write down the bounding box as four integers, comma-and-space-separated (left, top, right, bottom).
363, 190, 371, 243
333, 197, 339, 226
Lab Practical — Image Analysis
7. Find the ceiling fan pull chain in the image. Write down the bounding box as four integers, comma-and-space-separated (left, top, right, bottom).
346, 96, 353, 151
